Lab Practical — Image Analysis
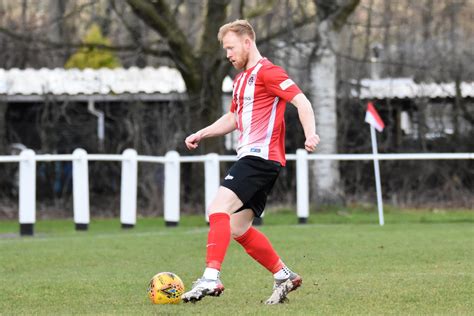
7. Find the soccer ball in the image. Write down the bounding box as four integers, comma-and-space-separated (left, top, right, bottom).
147, 272, 185, 304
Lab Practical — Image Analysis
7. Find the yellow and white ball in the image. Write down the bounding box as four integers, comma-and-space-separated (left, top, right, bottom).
148, 272, 185, 304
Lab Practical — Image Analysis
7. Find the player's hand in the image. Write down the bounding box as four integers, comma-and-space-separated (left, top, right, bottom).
305, 134, 320, 152
185, 133, 201, 150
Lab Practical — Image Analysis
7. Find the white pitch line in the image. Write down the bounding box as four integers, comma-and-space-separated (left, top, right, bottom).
0, 227, 209, 244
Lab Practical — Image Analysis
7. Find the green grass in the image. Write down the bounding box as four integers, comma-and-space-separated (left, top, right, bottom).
0, 209, 473, 315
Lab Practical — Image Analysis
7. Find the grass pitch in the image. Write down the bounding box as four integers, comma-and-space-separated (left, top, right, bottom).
0, 209, 473, 315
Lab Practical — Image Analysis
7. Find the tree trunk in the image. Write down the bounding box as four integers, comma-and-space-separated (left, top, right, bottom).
19, 0, 29, 68
185, 58, 228, 154
310, 21, 343, 205
48, 0, 70, 66
185, 89, 223, 153
310, 0, 359, 206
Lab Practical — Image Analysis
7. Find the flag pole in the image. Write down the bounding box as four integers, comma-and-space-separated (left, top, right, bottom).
370, 125, 384, 226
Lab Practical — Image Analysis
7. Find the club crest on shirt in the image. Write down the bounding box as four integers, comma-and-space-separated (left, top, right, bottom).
248, 74, 256, 86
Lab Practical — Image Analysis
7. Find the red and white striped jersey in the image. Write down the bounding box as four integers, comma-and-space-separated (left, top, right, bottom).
230, 58, 301, 166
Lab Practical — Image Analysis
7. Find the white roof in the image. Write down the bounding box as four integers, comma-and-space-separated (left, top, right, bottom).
354, 78, 474, 99
0, 67, 186, 96
1, 68, 473, 100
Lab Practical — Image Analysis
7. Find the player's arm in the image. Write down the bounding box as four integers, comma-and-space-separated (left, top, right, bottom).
185, 112, 237, 150
290, 93, 320, 153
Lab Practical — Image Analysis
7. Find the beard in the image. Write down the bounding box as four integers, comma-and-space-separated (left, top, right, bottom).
232, 60, 245, 70
231, 52, 249, 70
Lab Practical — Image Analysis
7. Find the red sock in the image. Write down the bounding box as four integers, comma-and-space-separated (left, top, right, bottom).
206, 213, 231, 270
234, 226, 283, 273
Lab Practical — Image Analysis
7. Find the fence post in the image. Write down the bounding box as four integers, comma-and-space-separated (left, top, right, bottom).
120, 149, 138, 228
19, 149, 36, 236
73, 148, 90, 230
204, 153, 220, 222
296, 149, 309, 224
164, 151, 180, 226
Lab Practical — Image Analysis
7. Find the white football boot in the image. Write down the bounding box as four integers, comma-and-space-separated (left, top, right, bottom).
265, 272, 302, 304
182, 278, 225, 303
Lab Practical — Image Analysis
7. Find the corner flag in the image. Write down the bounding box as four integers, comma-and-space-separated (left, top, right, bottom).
365, 102, 385, 132
364, 101, 385, 226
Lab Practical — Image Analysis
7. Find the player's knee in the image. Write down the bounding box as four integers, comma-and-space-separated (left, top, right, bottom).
231, 225, 246, 238
230, 221, 252, 238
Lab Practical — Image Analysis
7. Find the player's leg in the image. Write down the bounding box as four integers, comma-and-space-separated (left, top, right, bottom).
204, 186, 243, 275
232, 196, 302, 304
182, 186, 242, 303
230, 208, 254, 238
232, 208, 283, 272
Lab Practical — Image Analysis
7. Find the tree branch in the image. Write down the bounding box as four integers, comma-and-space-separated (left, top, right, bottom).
0, 25, 171, 58
110, 0, 143, 44
256, 13, 317, 45
314, 0, 360, 32
199, 0, 231, 66
172, 0, 186, 17
332, 0, 360, 31
126, 0, 198, 86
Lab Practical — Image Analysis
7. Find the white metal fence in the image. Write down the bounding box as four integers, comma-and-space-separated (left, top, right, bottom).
0, 149, 472, 235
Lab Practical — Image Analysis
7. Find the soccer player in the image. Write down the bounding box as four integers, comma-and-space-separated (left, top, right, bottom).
182, 19, 320, 304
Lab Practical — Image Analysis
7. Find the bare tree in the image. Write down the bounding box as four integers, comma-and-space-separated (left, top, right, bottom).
309, 0, 360, 205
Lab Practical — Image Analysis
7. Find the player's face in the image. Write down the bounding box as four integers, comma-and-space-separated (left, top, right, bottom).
222, 32, 250, 70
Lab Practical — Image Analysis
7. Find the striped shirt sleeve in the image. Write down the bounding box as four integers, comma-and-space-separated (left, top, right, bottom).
262, 65, 302, 102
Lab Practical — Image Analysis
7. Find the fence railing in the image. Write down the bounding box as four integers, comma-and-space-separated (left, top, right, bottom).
0, 149, 472, 235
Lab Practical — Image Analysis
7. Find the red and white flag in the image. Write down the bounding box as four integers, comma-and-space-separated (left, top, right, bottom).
365, 102, 385, 132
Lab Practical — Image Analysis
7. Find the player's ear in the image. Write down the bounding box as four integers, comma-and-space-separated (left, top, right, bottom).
244, 37, 252, 49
